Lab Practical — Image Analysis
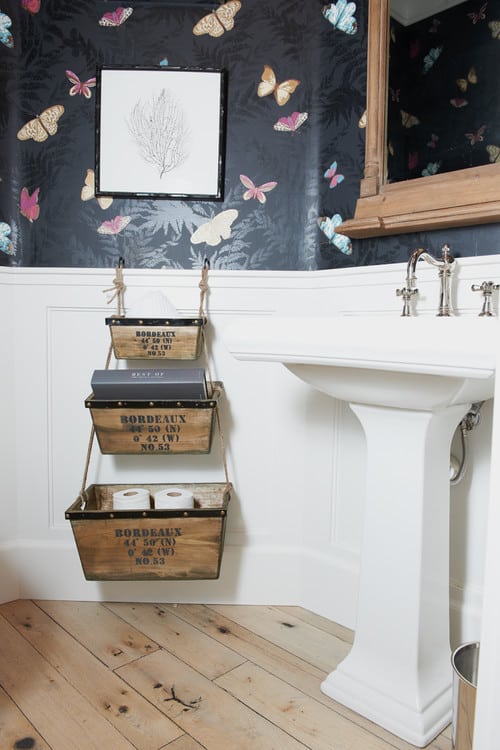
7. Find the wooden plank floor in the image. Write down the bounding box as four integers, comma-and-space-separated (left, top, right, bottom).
0, 601, 452, 750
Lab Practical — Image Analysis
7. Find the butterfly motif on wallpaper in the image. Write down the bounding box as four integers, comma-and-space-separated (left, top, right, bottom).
322, 1, 357, 35
20, 187, 40, 222
257, 66, 300, 107
429, 18, 440, 33
488, 20, 500, 37
324, 162, 344, 188
66, 70, 96, 98
240, 175, 277, 203
0, 12, 14, 48
191, 209, 238, 246
427, 133, 439, 148
468, 2, 487, 24
486, 144, 500, 162
358, 109, 367, 128
0, 222, 14, 255
21, 0, 40, 13
423, 46, 442, 74
400, 110, 419, 128
318, 214, 352, 255
409, 39, 421, 59
465, 125, 486, 145
450, 98, 468, 108
17, 105, 64, 142
97, 215, 131, 235
408, 152, 418, 170
421, 161, 441, 177
99, 7, 133, 27
81, 169, 113, 210
389, 87, 400, 102
273, 111, 308, 132
193, 1, 241, 37
456, 67, 477, 92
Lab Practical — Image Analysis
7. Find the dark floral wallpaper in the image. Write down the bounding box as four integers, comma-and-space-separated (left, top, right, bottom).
388, 0, 500, 183
0, 0, 499, 271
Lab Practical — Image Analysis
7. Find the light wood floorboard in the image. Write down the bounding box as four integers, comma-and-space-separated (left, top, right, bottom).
0, 601, 452, 750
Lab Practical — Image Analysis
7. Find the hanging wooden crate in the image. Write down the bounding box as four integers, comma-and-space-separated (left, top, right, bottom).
85, 384, 222, 455
106, 317, 207, 360
66, 482, 231, 581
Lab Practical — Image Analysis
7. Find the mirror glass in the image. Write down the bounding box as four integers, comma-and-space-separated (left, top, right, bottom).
387, 0, 500, 183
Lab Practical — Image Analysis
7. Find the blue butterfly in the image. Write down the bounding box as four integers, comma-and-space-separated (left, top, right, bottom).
159, 58, 169, 67
0, 222, 14, 255
421, 161, 441, 177
318, 214, 352, 255
423, 46, 442, 74
0, 12, 13, 48
323, 1, 357, 35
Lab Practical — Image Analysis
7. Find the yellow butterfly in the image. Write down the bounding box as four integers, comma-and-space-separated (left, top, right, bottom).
17, 104, 64, 142
81, 169, 113, 210
488, 20, 500, 38
358, 109, 367, 128
486, 144, 500, 163
193, 0, 241, 37
257, 65, 300, 106
191, 209, 238, 246
456, 67, 477, 92
400, 110, 420, 128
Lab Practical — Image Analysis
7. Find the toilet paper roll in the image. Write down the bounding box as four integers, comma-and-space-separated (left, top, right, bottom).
113, 487, 151, 510
154, 487, 194, 510
127, 290, 179, 318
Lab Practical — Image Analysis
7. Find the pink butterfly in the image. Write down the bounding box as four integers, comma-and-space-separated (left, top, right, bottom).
408, 152, 419, 170
450, 98, 468, 108
409, 39, 420, 58
324, 161, 344, 188
20, 187, 40, 222
427, 133, 439, 148
465, 125, 486, 144
468, 2, 487, 23
273, 111, 308, 132
97, 215, 131, 235
98, 6, 133, 27
66, 70, 96, 98
240, 175, 277, 203
21, 0, 40, 13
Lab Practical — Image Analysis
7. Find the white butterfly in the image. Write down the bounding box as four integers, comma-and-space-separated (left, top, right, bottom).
191, 209, 238, 247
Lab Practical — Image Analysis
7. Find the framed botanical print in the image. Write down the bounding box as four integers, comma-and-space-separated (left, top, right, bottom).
95, 66, 227, 200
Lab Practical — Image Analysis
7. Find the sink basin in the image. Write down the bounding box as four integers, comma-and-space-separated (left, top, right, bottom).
224, 313, 497, 746
225, 315, 496, 409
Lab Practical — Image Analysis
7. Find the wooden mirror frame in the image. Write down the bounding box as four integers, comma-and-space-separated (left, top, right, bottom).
338, 0, 500, 239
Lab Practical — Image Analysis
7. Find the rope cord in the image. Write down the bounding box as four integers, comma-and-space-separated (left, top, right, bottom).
79, 258, 231, 504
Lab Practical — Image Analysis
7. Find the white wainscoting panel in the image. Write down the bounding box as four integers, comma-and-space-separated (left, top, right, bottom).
0, 257, 497, 636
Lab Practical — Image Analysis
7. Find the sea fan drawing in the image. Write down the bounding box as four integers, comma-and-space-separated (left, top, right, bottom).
127, 88, 189, 178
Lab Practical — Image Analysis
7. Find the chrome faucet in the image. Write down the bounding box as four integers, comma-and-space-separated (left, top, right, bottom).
396, 244, 455, 316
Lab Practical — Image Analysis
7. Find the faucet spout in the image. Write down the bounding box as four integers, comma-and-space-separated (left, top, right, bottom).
398, 244, 455, 316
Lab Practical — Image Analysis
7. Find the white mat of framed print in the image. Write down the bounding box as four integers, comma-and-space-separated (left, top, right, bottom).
96, 66, 227, 200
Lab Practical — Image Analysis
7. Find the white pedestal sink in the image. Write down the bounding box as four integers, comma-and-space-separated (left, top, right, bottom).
224, 315, 496, 747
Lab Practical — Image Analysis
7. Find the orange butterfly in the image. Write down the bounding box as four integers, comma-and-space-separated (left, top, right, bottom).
400, 109, 419, 128
193, 1, 241, 37
257, 65, 300, 106
81, 169, 113, 210
456, 67, 477, 92
17, 105, 64, 142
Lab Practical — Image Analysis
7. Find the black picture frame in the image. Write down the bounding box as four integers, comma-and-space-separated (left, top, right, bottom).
95, 66, 227, 201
